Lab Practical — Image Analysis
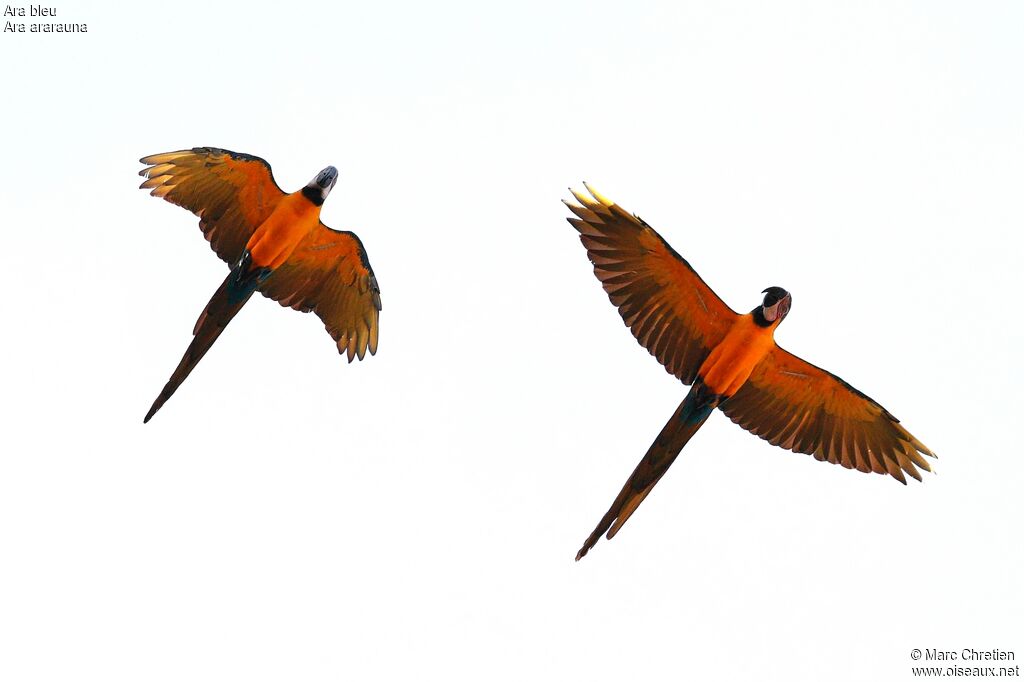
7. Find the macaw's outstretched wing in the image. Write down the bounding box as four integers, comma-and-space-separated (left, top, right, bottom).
565, 183, 738, 384
139, 147, 286, 265
258, 224, 381, 361
720, 346, 936, 483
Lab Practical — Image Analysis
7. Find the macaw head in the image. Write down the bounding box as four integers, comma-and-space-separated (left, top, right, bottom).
760, 286, 792, 324
304, 166, 339, 206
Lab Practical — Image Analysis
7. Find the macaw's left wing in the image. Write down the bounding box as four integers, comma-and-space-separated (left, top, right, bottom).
258, 224, 381, 361
720, 346, 935, 483
139, 148, 286, 265
565, 184, 738, 385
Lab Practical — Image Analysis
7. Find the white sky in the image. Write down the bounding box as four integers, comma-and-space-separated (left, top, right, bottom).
1, 1, 1022, 680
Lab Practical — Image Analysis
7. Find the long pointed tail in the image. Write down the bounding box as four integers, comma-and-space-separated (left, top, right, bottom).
143, 255, 269, 423
576, 383, 721, 560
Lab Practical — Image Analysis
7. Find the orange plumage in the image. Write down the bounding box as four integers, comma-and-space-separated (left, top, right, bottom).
566, 183, 934, 560
140, 147, 381, 422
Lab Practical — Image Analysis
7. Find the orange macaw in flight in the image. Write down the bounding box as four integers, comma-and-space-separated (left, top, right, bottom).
139, 147, 381, 422
565, 184, 934, 560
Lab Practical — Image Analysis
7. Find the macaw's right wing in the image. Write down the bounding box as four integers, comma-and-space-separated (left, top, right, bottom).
259, 224, 382, 362
720, 345, 936, 483
565, 183, 738, 385
139, 147, 287, 265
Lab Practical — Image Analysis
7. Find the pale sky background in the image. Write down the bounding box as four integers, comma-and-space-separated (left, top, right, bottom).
1, 1, 1021, 680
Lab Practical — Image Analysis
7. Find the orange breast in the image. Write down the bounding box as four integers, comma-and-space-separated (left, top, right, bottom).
246, 193, 320, 269
698, 314, 777, 397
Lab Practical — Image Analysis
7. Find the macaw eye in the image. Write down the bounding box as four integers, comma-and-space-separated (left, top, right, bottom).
778, 296, 791, 319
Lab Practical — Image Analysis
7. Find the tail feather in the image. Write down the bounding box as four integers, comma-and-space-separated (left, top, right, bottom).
143, 256, 268, 423
576, 383, 720, 561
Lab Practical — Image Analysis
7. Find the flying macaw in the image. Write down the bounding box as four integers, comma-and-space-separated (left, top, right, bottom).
565, 183, 934, 560
139, 147, 381, 423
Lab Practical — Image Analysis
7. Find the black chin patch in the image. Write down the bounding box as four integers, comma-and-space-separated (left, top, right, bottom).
302, 185, 325, 206
752, 307, 772, 327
